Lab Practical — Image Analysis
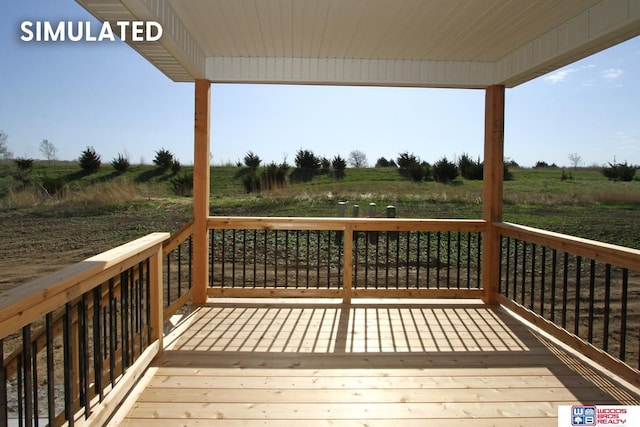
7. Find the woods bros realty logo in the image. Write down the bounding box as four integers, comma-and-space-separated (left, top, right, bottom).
558, 405, 640, 426
20, 20, 162, 42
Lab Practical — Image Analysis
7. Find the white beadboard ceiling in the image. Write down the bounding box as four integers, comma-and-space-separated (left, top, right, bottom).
77, 0, 640, 87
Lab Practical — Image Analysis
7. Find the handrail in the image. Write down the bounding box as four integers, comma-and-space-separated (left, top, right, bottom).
495, 221, 640, 387
0, 232, 169, 339
496, 222, 640, 271
1, 232, 169, 426
209, 216, 487, 232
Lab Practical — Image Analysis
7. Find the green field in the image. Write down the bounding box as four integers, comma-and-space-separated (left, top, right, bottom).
1, 161, 639, 248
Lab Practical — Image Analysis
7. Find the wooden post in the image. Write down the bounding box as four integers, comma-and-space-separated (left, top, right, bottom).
342, 225, 353, 304
149, 244, 164, 351
481, 85, 505, 305
192, 79, 211, 305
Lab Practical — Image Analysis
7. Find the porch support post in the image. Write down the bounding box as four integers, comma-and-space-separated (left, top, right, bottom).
481, 85, 505, 305
192, 79, 211, 305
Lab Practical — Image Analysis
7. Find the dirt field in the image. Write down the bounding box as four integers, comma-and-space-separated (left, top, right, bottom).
0, 200, 193, 293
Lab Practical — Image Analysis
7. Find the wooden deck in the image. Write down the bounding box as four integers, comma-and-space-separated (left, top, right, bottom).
116, 299, 640, 426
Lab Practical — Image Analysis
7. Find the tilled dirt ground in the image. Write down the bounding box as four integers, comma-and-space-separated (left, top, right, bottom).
0, 200, 193, 293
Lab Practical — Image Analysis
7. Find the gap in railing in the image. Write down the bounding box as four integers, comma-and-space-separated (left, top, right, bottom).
499, 236, 640, 370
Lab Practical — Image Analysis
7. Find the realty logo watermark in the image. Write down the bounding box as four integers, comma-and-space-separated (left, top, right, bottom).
20, 21, 162, 42
558, 405, 638, 426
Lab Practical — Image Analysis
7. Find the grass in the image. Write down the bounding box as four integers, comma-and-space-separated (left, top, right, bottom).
1, 161, 639, 247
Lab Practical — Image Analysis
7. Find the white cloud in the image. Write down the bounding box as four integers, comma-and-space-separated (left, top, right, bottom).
603, 68, 623, 80
543, 68, 578, 83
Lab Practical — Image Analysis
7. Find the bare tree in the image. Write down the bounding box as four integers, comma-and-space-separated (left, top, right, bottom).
40, 139, 58, 163
0, 130, 12, 160
348, 150, 368, 168
568, 152, 582, 170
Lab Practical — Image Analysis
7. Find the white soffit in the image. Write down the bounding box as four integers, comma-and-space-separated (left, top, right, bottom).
76, 0, 640, 88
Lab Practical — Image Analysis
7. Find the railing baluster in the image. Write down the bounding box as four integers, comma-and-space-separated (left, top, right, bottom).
446, 231, 451, 289
520, 242, 527, 305
210, 229, 215, 287
274, 230, 279, 287
296, 231, 300, 288
456, 231, 461, 289
253, 230, 258, 288
502, 237, 509, 297
574, 256, 582, 336
284, 230, 289, 288
512, 239, 518, 300
561, 252, 569, 329
426, 232, 431, 289
63, 302, 74, 426
620, 268, 629, 361
405, 232, 411, 289
316, 230, 328, 288
79, 293, 90, 418
550, 249, 557, 323
177, 242, 182, 297
22, 325, 33, 427
242, 229, 247, 288
93, 285, 103, 402
603, 263, 611, 352
416, 232, 421, 288
108, 278, 116, 386
232, 229, 237, 287
166, 251, 171, 307
0, 339, 6, 427
221, 229, 226, 287
587, 259, 596, 343
264, 230, 269, 288
540, 246, 546, 316
530, 243, 536, 310
46, 312, 55, 424
306, 231, 311, 288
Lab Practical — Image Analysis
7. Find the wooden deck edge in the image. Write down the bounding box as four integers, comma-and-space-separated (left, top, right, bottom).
79, 340, 160, 427
352, 288, 483, 299
207, 288, 343, 298
497, 294, 640, 390
206, 288, 483, 299
102, 308, 203, 426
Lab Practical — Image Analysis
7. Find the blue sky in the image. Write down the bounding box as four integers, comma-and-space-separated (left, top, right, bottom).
1, 1, 639, 168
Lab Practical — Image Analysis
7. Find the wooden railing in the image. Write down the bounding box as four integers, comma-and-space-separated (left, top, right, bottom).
162, 220, 194, 319
208, 217, 487, 301
496, 222, 640, 388
0, 233, 168, 427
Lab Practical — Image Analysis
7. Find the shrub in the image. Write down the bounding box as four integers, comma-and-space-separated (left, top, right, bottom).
171, 172, 193, 196
39, 175, 67, 196
171, 159, 181, 175
261, 162, 288, 191
292, 149, 321, 182
294, 149, 321, 171
111, 153, 130, 173
14, 158, 34, 171
560, 168, 573, 181
153, 148, 175, 172
79, 146, 102, 173
375, 157, 396, 168
244, 151, 261, 170
432, 156, 459, 183
534, 160, 549, 168
457, 153, 483, 180
602, 161, 636, 182
332, 155, 347, 179
242, 173, 260, 193
320, 157, 331, 174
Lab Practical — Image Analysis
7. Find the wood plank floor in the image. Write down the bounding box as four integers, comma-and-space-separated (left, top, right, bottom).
119, 299, 640, 426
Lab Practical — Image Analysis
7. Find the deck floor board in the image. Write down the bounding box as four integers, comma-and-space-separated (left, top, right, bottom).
120, 299, 640, 426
